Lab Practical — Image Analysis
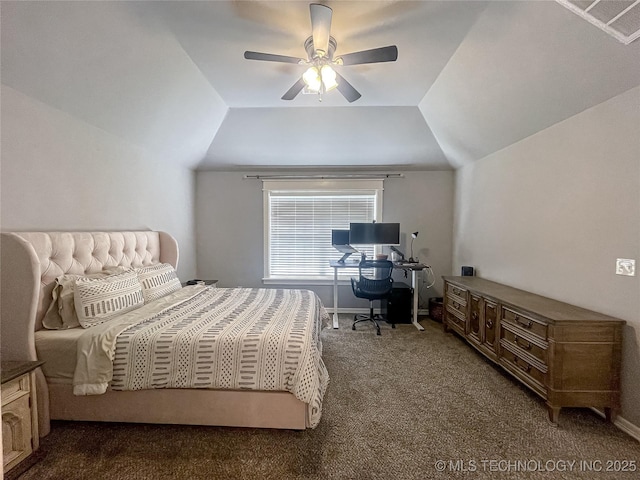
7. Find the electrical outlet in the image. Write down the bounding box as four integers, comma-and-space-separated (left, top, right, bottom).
615, 258, 636, 276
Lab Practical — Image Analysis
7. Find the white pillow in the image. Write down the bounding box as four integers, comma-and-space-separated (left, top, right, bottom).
42, 266, 128, 330
74, 270, 144, 328
136, 263, 182, 303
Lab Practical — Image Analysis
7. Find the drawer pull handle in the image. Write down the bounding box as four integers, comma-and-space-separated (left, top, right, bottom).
514, 315, 532, 329
514, 357, 532, 373
453, 301, 461, 310
453, 288, 461, 295
486, 320, 494, 329
471, 311, 478, 320
514, 336, 532, 350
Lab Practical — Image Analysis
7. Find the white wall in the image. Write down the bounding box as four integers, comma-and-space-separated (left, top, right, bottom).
195, 170, 454, 310
453, 86, 640, 426
202, 107, 449, 169
420, 1, 640, 169
0, 86, 197, 279
1, 1, 228, 170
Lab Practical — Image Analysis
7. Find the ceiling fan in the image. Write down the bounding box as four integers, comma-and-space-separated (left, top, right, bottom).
244, 3, 398, 103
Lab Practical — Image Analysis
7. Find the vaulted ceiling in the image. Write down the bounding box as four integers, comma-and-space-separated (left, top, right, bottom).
2, 1, 639, 170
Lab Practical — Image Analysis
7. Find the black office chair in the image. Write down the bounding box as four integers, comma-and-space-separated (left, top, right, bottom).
351, 259, 394, 336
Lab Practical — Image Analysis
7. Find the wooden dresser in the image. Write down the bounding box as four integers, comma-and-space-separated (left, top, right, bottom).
443, 276, 625, 425
2, 361, 43, 475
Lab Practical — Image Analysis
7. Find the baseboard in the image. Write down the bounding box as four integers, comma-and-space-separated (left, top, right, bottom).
326, 307, 431, 315
614, 416, 640, 442
326, 307, 372, 315
590, 408, 640, 442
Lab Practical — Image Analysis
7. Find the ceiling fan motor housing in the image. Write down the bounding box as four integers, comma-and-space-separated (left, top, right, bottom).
304, 35, 337, 62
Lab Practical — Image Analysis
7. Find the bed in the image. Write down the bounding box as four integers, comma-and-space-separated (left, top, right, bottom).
0, 231, 329, 437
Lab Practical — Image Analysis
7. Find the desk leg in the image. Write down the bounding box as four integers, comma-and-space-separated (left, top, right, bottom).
332, 267, 339, 329
411, 269, 424, 331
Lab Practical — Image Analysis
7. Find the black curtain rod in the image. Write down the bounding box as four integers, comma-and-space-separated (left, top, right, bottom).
244, 174, 404, 180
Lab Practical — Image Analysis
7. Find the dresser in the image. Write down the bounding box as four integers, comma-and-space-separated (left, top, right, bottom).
2, 361, 43, 475
443, 276, 625, 425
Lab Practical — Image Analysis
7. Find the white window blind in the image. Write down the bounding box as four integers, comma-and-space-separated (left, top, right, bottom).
263, 180, 383, 280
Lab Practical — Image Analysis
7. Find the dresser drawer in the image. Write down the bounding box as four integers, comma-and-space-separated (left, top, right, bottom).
445, 309, 466, 333
1, 375, 30, 406
501, 307, 547, 340
500, 343, 547, 397
446, 295, 467, 317
446, 283, 467, 304
501, 323, 548, 364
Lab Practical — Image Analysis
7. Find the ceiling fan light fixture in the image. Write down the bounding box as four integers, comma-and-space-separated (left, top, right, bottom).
303, 66, 322, 92
302, 64, 338, 94
320, 65, 338, 91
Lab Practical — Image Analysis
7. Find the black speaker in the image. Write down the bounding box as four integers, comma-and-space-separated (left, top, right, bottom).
461, 266, 474, 276
382, 282, 412, 324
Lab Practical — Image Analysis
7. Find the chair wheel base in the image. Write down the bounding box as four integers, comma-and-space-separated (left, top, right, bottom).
352, 313, 384, 335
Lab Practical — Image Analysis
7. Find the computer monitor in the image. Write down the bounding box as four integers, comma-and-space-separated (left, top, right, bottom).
349, 222, 400, 245
331, 229, 358, 263
331, 229, 351, 246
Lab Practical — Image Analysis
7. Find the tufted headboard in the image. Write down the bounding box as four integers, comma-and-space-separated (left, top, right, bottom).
0, 231, 179, 361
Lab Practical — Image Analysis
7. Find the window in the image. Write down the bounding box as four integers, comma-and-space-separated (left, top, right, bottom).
263, 179, 384, 282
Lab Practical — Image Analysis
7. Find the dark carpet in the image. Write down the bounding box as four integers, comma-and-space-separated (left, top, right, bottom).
17, 316, 640, 480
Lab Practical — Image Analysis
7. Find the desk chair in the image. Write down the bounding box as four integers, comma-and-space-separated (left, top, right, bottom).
350, 259, 394, 336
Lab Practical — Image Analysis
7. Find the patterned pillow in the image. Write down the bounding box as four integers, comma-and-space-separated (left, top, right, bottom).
136, 263, 182, 303
42, 266, 128, 330
74, 270, 144, 328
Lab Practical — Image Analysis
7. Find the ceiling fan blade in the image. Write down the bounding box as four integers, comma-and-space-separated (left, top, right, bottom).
244, 51, 304, 64
281, 78, 306, 101
310, 3, 332, 55
338, 46, 398, 66
335, 72, 361, 103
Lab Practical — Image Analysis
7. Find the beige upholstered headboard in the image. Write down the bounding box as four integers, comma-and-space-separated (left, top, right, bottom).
0, 231, 179, 361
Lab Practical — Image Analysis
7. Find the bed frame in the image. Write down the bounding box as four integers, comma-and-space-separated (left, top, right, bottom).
0, 231, 309, 437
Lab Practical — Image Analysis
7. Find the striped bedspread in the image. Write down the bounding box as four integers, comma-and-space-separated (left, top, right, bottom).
74, 286, 330, 428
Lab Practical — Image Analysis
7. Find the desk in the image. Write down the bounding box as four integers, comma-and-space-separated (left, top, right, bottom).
330, 261, 428, 331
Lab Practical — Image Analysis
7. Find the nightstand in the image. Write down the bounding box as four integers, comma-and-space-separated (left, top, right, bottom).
182, 279, 218, 287
2, 361, 43, 475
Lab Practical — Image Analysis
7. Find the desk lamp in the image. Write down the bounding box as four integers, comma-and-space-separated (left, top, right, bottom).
409, 231, 419, 262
